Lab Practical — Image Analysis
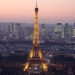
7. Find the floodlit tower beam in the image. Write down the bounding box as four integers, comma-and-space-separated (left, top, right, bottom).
33, 0, 39, 45
23, 0, 48, 73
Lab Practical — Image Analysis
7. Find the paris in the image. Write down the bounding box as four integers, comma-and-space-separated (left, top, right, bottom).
0, 0, 75, 75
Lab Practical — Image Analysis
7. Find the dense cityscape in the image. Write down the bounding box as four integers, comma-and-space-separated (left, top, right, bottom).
0, 0, 75, 75
0, 22, 75, 75
0, 22, 75, 41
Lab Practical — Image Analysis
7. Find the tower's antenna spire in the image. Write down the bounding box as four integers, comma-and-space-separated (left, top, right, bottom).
36, 0, 37, 7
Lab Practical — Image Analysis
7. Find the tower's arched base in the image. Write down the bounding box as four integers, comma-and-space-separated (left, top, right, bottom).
24, 63, 48, 75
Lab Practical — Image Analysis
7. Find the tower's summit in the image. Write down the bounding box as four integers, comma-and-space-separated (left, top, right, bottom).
35, 0, 38, 12
36, 0, 37, 7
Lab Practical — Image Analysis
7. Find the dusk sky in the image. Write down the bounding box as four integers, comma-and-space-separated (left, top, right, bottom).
0, 0, 75, 24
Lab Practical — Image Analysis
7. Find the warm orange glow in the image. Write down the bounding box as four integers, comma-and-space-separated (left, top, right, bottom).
42, 63, 48, 72
38, 50, 43, 60
33, 9, 39, 45
29, 49, 34, 59
24, 62, 29, 71
23, 2, 48, 72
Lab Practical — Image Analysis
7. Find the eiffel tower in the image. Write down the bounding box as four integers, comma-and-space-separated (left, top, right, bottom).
24, 0, 48, 73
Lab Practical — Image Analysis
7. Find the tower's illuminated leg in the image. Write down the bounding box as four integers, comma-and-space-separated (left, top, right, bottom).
24, 62, 29, 71
42, 62, 48, 72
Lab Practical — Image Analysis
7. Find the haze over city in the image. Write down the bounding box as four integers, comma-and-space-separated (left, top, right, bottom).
0, 0, 75, 24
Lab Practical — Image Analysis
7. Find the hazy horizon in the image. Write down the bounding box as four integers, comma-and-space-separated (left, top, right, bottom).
0, 0, 75, 23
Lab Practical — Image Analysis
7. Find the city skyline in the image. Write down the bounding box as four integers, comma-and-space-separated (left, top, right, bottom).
0, 0, 75, 24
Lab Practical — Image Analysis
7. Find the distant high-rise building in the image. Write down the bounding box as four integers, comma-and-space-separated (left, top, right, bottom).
24, 27, 33, 40
13, 23, 21, 38
1, 27, 4, 31
74, 23, 75, 28
73, 23, 75, 38
0, 30, 3, 40
73, 29, 75, 38
8, 23, 21, 39
54, 23, 64, 39
39, 23, 47, 39
14, 23, 20, 32
8, 23, 14, 34
64, 23, 72, 39
15, 28, 24, 40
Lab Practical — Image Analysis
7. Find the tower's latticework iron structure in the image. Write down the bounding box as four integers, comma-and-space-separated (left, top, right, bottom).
24, 0, 48, 72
